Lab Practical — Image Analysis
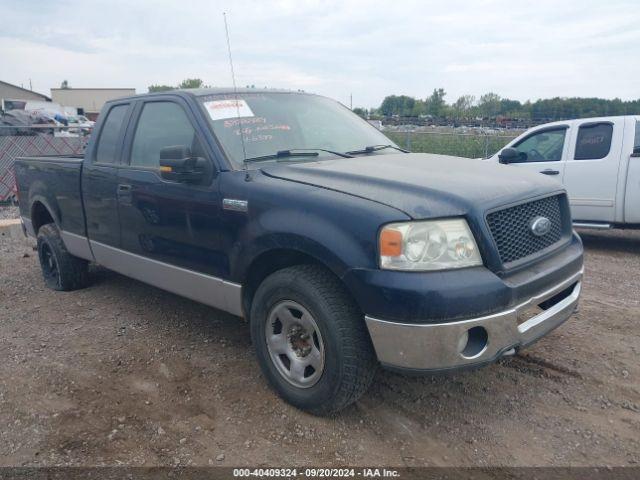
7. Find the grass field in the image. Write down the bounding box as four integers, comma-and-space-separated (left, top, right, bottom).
385, 131, 517, 158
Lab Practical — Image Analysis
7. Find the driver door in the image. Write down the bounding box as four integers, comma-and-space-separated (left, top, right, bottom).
505, 126, 569, 181
116, 98, 228, 278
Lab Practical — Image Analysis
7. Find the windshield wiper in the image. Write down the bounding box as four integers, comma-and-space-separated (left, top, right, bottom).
244, 148, 353, 164
345, 144, 409, 155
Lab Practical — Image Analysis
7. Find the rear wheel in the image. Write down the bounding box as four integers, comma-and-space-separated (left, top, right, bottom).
250, 265, 378, 415
37, 223, 88, 291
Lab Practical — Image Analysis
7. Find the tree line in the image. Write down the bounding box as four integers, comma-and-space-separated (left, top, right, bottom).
357, 89, 640, 122
149, 80, 640, 122
148, 79, 263, 92
148, 78, 210, 92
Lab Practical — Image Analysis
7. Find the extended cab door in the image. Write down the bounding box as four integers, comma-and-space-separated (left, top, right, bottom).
562, 119, 623, 223
82, 101, 132, 247
500, 125, 569, 179
115, 98, 229, 278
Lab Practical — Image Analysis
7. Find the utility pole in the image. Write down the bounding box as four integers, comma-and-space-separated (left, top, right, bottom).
29, 78, 33, 90
350, 93, 353, 110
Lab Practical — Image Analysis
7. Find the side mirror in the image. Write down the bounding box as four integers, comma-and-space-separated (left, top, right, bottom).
159, 145, 207, 183
632, 146, 640, 157
498, 147, 520, 164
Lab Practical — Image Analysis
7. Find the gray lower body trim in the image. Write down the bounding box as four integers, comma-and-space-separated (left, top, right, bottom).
365, 269, 583, 372
60, 230, 95, 261
573, 222, 612, 230
570, 198, 614, 207
90, 240, 243, 317
21, 217, 35, 237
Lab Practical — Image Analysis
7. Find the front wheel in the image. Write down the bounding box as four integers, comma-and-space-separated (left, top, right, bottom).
250, 265, 378, 415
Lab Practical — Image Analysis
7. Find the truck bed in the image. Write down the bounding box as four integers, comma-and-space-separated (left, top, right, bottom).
14, 155, 86, 237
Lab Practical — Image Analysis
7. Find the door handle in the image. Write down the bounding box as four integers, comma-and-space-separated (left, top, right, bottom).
117, 184, 133, 206
540, 169, 560, 175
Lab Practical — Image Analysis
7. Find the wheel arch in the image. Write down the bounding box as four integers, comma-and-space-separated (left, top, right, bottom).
30, 198, 57, 234
240, 247, 358, 319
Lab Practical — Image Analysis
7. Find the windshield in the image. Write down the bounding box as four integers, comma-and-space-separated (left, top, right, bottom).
198, 92, 395, 167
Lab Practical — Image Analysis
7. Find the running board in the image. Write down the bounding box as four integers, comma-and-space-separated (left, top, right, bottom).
573, 222, 612, 230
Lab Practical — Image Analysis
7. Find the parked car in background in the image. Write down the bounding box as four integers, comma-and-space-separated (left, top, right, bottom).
488, 116, 640, 229
67, 114, 94, 136
15, 89, 583, 414
76, 114, 95, 127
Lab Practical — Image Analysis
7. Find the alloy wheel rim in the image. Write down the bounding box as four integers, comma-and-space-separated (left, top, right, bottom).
265, 300, 325, 388
41, 243, 60, 286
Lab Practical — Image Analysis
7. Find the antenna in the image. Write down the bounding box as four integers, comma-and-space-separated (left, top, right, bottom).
223, 12, 249, 177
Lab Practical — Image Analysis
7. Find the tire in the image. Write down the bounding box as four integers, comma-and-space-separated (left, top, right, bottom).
37, 223, 89, 291
250, 264, 378, 415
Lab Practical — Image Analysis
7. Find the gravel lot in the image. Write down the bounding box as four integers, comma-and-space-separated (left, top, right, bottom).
0, 208, 638, 467
0, 206, 19, 220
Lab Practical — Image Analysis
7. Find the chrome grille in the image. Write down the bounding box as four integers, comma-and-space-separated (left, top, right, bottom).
487, 195, 564, 264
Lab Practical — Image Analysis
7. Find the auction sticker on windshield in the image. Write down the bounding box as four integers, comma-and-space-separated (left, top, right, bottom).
204, 99, 254, 121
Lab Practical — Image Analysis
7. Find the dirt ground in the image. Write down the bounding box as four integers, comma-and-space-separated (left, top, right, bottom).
0, 212, 638, 467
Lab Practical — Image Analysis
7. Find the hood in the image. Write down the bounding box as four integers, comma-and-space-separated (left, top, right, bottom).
260, 153, 564, 219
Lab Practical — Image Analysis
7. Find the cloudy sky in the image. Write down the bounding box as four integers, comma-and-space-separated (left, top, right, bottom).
3, 0, 639, 108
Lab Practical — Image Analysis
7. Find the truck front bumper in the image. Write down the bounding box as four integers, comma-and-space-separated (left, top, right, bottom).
365, 268, 582, 373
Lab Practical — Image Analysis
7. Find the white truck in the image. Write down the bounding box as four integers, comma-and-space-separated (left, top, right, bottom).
488, 116, 640, 229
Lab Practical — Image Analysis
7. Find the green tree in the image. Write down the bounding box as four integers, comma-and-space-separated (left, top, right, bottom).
452, 95, 475, 119
178, 78, 205, 89
520, 100, 532, 120
60, 80, 69, 89
353, 107, 368, 118
499, 99, 522, 116
148, 84, 174, 93
380, 95, 416, 116
408, 99, 425, 117
368, 107, 381, 119
425, 88, 446, 117
148, 79, 209, 93
478, 92, 502, 118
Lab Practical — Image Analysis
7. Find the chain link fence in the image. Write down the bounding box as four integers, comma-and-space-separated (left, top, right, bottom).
384, 130, 518, 159
0, 127, 89, 203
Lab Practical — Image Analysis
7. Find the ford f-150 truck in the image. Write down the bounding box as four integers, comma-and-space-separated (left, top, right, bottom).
15, 89, 584, 414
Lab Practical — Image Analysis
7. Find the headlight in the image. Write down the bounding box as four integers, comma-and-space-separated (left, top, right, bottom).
379, 219, 482, 271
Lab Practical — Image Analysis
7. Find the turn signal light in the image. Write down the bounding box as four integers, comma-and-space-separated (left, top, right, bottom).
379, 228, 402, 257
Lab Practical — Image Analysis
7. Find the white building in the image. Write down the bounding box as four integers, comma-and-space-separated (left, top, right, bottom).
50, 87, 136, 120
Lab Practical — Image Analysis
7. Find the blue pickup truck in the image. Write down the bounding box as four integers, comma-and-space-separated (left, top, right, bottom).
15, 89, 584, 414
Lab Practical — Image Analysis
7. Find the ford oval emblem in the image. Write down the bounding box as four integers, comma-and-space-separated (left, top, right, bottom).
530, 216, 552, 237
